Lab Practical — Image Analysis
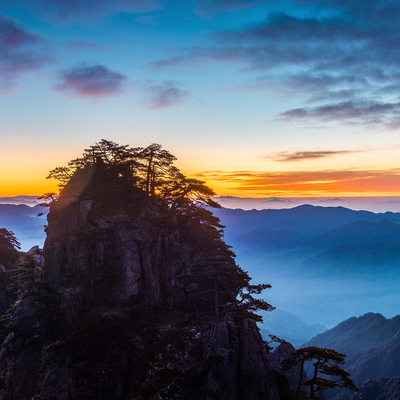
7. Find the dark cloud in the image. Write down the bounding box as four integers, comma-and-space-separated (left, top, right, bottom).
2, 0, 161, 20
151, 54, 199, 69
0, 13, 52, 92
155, 12, 368, 69
279, 101, 400, 129
144, 80, 191, 109
54, 64, 127, 97
318, 198, 343, 202
270, 150, 361, 162
66, 40, 106, 52
294, 0, 400, 27
193, 0, 262, 16
152, 1, 400, 129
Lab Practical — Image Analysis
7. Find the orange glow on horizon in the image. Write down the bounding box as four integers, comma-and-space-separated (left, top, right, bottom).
0, 181, 59, 198
4, 168, 400, 198
5, 168, 400, 198
191, 168, 400, 198
3, 136, 400, 199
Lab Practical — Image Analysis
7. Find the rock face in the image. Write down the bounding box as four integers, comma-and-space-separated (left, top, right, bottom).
202, 318, 279, 400
44, 164, 186, 309
0, 163, 280, 400
270, 342, 305, 392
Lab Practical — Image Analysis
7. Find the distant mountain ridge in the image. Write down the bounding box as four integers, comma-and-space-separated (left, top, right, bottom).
296, 220, 400, 277
304, 220, 400, 250
258, 309, 327, 347
214, 196, 400, 213
0, 196, 40, 206
304, 313, 400, 358
301, 240, 400, 277
213, 205, 400, 326
214, 205, 400, 243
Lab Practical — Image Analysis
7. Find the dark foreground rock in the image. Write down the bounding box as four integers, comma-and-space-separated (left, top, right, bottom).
0, 162, 281, 400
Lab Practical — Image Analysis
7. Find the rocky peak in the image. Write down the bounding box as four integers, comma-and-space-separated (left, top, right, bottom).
0, 157, 282, 400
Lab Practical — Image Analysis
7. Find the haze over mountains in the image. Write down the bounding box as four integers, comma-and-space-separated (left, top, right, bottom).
0, 196, 41, 206
8, 195, 400, 212
258, 309, 327, 347
3, 197, 400, 327
212, 205, 400, 326
0, 203, 46, 251
215, 196, 400, 213
2, 195, 400, 398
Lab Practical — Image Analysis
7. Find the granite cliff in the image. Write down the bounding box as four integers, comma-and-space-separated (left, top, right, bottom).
0, 144, 282, 400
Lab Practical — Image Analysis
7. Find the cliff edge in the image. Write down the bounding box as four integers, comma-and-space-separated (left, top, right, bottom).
0, 153, 280, 400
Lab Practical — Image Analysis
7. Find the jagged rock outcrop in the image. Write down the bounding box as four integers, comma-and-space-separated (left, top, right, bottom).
270, 342, 306, 393
27, 246, 45, 268
0, 162, 281, 400
43, 163, 187, 308
202, 318, 279, 400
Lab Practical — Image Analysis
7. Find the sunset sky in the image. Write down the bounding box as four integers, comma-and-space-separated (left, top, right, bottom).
2, 0, 400, 197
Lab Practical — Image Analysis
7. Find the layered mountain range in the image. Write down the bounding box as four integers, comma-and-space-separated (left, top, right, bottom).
214, 205, 400, 270
0, 204, 45, 251
212, 206, 400, 326
258, 309, 327, 347
4, 202, 400, 328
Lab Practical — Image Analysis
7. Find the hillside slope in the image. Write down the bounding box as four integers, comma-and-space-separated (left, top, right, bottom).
304, 313, 400, 358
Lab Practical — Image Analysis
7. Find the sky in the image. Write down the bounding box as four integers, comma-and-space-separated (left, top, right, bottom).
2, 0, 400, 198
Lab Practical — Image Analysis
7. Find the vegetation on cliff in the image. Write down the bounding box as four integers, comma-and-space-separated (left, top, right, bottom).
47, 139, 219, 208
44, 139, 274, 321
0, 140, 280, 400
0, 229, 20, 269
282, 346, 358, 399
0, 140, 359, 400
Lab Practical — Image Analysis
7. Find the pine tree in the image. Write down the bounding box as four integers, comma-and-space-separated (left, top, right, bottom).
46, 139, 274, 325
281, 346, 358, 398
0, 228, 20, 269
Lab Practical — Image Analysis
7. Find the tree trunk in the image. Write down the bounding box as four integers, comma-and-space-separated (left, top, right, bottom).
150, 166, 156, 197
310, 362, 319, 399
145, 154, 153, 195
296, 358, 305, 394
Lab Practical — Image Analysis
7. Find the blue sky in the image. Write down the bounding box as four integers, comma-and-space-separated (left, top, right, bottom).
2, 0, 400, 197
